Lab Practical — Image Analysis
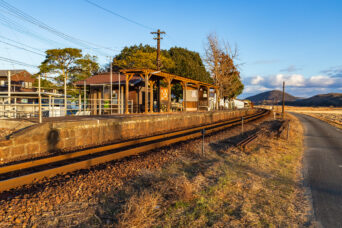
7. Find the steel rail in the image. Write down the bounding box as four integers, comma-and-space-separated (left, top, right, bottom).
0, 110, 267, 175
0, 109, 269, 192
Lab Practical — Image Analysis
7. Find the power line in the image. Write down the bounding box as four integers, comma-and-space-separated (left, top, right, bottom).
0, 39, 45, 56
84, 0, 155, 31
0, 34, 45, 53
0, 56, 38, 68
0, 0, 112, 56
0, 13, 65, 47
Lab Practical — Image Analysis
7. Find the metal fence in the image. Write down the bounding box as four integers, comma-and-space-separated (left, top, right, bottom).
0, 96, 133, 119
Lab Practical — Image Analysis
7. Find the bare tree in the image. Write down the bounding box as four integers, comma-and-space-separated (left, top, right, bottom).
205, 33, 244, 101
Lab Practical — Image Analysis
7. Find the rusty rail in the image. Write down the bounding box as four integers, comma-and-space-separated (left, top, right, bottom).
0, 109, 270, 192
236, 129, 263, 150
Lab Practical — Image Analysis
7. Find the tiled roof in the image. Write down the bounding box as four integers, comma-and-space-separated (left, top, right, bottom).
74, 72, 142, 86
0, 69, 25, 76
0, 69, 35, 82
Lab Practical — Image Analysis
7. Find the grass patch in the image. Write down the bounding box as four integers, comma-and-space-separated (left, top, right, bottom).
83, 115, 310, 227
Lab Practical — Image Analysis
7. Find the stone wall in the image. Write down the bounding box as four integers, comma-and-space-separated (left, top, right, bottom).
0, 109, 258, 164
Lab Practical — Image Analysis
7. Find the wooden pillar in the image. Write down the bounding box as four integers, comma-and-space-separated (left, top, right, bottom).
98, 90, 102, 115
149, 81, 155, 113
144, 73, 149, 113
157, 80, 161, 112
215, 88, 219, 110
167, 78, 172, 112
125, 74, 133, 114
182, 82, 187, 111
197, 85, 200, 111
94, 91, 97, 115
207, 87, 210, 110
83, 81, 86, 111
78, 91, 81, 113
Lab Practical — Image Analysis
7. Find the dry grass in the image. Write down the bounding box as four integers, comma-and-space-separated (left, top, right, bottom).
2, 115, 310, 227
106, 114, 311, 227
117, 190, 162, 228
282, 106, 342, 129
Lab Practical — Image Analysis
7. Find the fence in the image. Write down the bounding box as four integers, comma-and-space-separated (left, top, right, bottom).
0, 96, 133, 119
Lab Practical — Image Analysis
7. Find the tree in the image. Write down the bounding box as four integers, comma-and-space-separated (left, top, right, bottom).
205, 34, 244, 99
113, 44, 174, 71
38, 48, 99, 85
72, 54, 99, 83
39, 48, 82, 86
168, 47, 212, 83
112, 44, 211, 83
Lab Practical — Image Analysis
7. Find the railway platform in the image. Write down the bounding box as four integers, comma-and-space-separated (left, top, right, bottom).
0, 109, 259, 164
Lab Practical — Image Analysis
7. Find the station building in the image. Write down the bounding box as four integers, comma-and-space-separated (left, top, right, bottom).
75, 68, 219, 114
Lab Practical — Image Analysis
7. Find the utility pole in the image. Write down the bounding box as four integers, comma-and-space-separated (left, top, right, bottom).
282, 81, 285, 119
38, 74, 42, 123
118, 72, 121, 114
151, 29, 165, 70
7, 70, 11, 105
64, 72, 67, 116
109, 57, 113, 114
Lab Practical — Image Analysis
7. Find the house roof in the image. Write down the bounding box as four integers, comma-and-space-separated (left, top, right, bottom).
0, 69, 35, 83
74, 72, 142, 86
0, 69, 25, 76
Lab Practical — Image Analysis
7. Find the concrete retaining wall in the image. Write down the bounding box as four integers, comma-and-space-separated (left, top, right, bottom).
0, 109, 258, 164
0, 119, 35, 131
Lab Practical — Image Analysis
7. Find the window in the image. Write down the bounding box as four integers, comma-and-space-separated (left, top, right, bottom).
28, 82, 32, 88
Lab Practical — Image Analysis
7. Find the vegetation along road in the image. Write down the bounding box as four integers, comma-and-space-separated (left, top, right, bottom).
294, 113, 342, 227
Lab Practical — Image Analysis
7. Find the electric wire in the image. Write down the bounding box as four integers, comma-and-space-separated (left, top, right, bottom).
84, 0, 155, 31
0, 56, 38, 68
0, 39, 44, 56
0, 35, 45, 53
0, 0, 114, 56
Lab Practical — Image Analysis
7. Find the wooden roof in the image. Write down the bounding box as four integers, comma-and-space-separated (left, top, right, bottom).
120, 68, 217, 88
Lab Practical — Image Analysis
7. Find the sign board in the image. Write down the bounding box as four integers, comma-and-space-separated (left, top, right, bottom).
160, 88, 168, 101
186, 89, 198, 102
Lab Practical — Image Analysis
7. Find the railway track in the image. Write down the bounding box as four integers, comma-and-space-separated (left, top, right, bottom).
0, 109, 270, 192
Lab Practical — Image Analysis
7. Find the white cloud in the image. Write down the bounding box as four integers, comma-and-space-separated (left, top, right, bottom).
242, 73, 342, 98
308, 75, 335, 86
272, 74, 305, 87
244, 85, 270, 93
251, 75, 264, 85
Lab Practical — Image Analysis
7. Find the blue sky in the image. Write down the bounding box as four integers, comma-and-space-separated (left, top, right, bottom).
0, 0, 341, 98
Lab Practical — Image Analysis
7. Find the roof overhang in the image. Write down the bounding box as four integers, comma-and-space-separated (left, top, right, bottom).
120, 68, 218, 89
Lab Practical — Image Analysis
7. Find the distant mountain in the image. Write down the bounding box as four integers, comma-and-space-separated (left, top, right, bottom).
246, 90, 297, 105
289, 93, 342, 107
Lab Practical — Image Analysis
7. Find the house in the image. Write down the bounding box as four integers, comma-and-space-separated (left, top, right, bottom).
0, 69, 35, 92
0, 69, 63, 118
232, 99, 245, 109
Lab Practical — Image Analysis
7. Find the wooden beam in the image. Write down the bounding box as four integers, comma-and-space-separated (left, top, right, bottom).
149, 80, 155, 113
144, 73, 149, 113
125, 74, 134, 114
181, 82, 187, 111
165, 77, 173, 113
120, 68, 218, 89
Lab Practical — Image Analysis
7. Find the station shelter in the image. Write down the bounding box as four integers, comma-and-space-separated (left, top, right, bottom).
75, 68, 219, 114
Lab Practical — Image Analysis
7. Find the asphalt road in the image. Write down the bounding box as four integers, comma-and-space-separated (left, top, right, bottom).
294, 113, 342, 227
